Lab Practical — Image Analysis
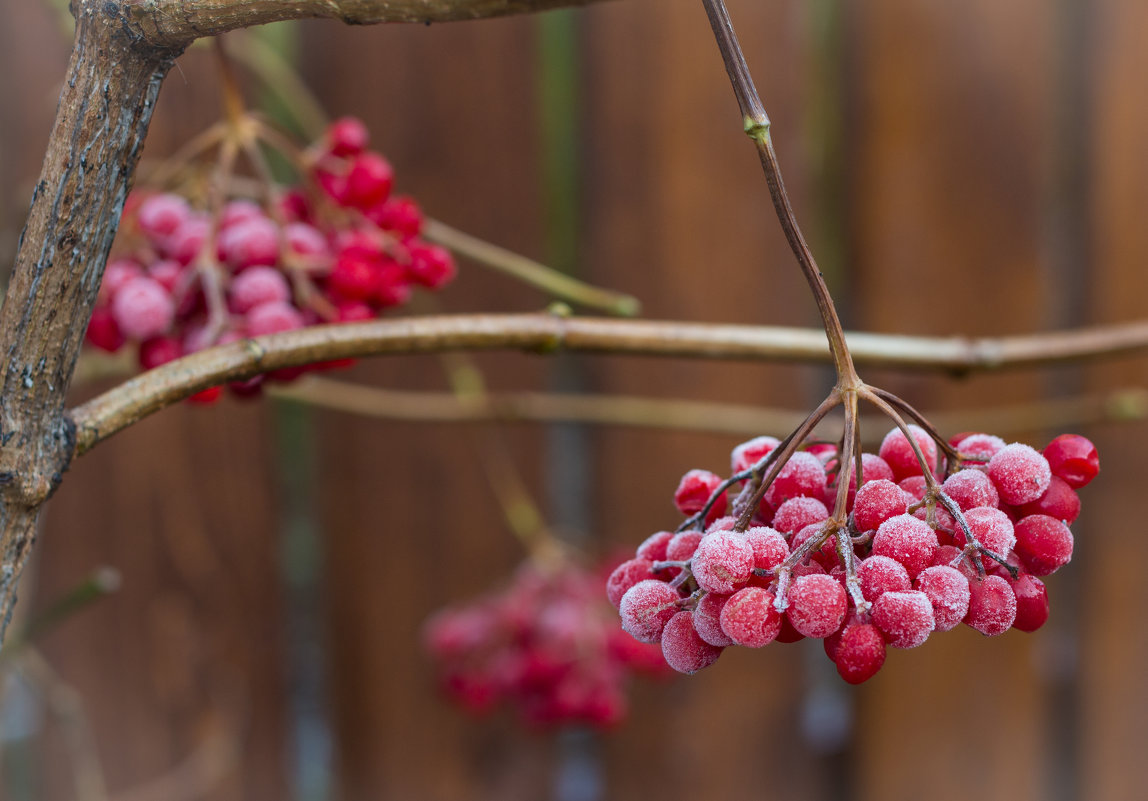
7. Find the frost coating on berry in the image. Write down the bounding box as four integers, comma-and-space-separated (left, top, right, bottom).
137, 193, 190, 240
898, 476, 928, 503
879, 425, 938, 481
1013, 514, 1074, 576
791, 522, 838, 569
619, 580, 680, 643
956, 433, 1007, 463
606, 559, 654, 609
835, 623, 886, 684
730, 435, 780, 473
942, 469, 1000, 511
872, 514, 939, 579
111, 276, 175, 340
229, 266, 291, 313
786, 574, 847, 638
661, 612, 723, 674
693, 593, 734, 646
962, 506, 1016, 556
964, 574, 1017, 636
705, 516, 738, 534
872, 590, 934, 648
665, 531, 703, 562
772, 496, 829, 535
988, 443, 1052, 505
691, 532, 753, 594
636, 531, 674, 562
1043, 434, 1099, 489
218, 216, 280, 270
745, 526, 789, 572
1011, 574, 1050, 632
1018, 476, 1081, 524
764, 451, 827, 507
673, 469, 727, 519
914, 565, 971, 631
720, 587, 781, 647
246, 301, 305, 336
853, 479, 910, 533
858, 555, 911, 603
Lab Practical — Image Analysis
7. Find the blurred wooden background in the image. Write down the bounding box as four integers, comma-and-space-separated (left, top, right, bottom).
1, 0, 1146, 799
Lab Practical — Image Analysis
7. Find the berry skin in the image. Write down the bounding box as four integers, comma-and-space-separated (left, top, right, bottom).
786, 574, 847, 638
1010, 574, 1050, 632
326, 116, 370, 157
834, 623, 886, 684
693, 593, 734, 647
898, 476, 928, 503
328, 253, 382, 302
764, 451, 827, 507
879, 425, 938, 481
942, 469, 1000, 511
691, 532, 753, 594
956, 433, 1007, 463
285, 222, 329, 258
730, 435, 780, 473
86, 307, 124, 352
872, 514, 939, 579
719, 587, 781, 647
744, 526, 789, 572
111, 276, 175, 340
138, 336, 183, 370
961, 506, 1016, 557
661, 611, 723, 674
988, 443, 1052, 505
1013, 514, 1074, 576
246, 301, 305, 336
100, 259, 144, 301
370, 195, 424, 238
964, 574, 1017, 636
217, 216, 280, 270
914, 565, 971, 631
619, 580, 680, 643
1042, 434, 1099, 489
606, 559, 654, 609
665, 530, 703, 562
229, 266, 292, 313
635, 531, 674, 562
772, 496, 829, 536
673, 469, 727, 520
852, 479, 910, 533
1018, 476, 1081, 524
872, 590, 935, 648
790, 522, 838, 570
858, 555, 912, 603
407, 242, 457, 290
344, 152, 395, 210
136, 193, 190, 241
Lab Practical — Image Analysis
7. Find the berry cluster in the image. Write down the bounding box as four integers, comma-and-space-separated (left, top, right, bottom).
85, 116, 456, 401
608, 430, 1098, 683
425, 561, 668, 729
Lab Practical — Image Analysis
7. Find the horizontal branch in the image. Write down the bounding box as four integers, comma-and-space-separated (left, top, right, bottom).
123, 0, 610, 49
68, 312, 1148, 455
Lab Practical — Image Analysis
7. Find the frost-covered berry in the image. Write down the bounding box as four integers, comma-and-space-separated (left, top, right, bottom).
961, 506, 1016, 556
1042, 434, 1099, 489
220, 199, 264, 229
834, 623, 886, 684
858, 555, 911, 603
790, 522, 838, 570
1018, 476, 1081, 524
229, 266, 291, 313
661, 611, 723, 674
853, 479, 909, 533
744, 526, 789, 572
665, 531, 703, 562
327, 116, 369, 157
898, 476, 928, 503
730, 435, 780, 473
691, 532, 753, 594
764, 452, 827, 507
101, 258, 144, 301
942, 469, 1000, 511
370, 195, 424, 238
872, 514, 939, 579
111, 276, 175, 340
1010, 574, 1050, 632
619, 580, 680, 643
872, 590, 934, 648
987, 443, 1052, 505
246, 300, 305, 336
137, 193, 191, 241
635, 531, 674, 562
285, 222, 329, 258
673, 469, 727, 522
138, 336, 182, 370
165, 217, 210, 266
964, 575, 1017, 635
772, 496, 828, 536
1013, 514, 1074, 576
914, 565, 971, 631
693, 593, 734, 647
720, 587, 781, 647
407, 242, 457, 290
786, 574, 846, 638
606, 559, 654, 609
217, 216, 280, 270
879, 425, 938, 481
86, 307, 124, 352
956, 433, 1007, 463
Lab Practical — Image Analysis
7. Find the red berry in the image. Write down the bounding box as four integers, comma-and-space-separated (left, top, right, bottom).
327, 116, 369, 157
100, 258, 144, 302
790, 522, 838, 570
964, 574, 1017, 636
772, 496, 828, 536
220, 198, 264, 229
665, 530, 703, 562
730, 435, 780, 473
218, 216, 280, 270
187, 385, 223, 405
136, 193, 190, 242
872, 514, 939, 579
879, 425, 938, 481
370, 195, 424, 238
691, 531, 753, 594
764, 451, 827, 507
942, 469, 1000, 511
744, 526, 789, 572
1042, 434, 1099, 489
606, 558, 654, 609
1018, 475, 1081, 524
229, 265, 291, 313
914, 565, 971, 631
285, 222, 329, 258
635, 531, 674, 562
853, 479, 910, 533
956, 433, 1006, 463
786, 574, 846, 638
111, 276, 175, 340
246, 301, 305, 336
1010, 574, 1050, 632
673, 469, 727, 520
858, 555, 911, 603
344, 152, 395, 210
375, 260, 413, 308
138, 336, 183, 370
335, 301, 375, 323
1013, 514, 1074, 576
720, 587, 781, 647
960, 506, 1016, 556
987, 443, 1052, 505
86, 307, 124, 352
693, 592, 734, 647
834, 623, 886, 684
619, 580, 680, 643
407, 242, 457, 289
328, 252, 382, 301
661, 611, 723, 674
164, 217, 210, 265
872, 590, 935, 648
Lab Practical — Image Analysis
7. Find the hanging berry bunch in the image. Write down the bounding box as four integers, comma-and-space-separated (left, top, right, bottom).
425, 560, 668, 729
85, 106, 456, 401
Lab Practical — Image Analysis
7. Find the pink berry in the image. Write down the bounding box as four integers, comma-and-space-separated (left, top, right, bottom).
1013, 514, 1074, 576
328, 253, 382, 301
327, 116, 369, 157
619, 580, 680, 643
786, 574, 846, 638
370, 195, 423, 238
164, 216, 209, 265
147, 259, 184, 292
606, 558, 654, 609
635, 531, 674, 562
956, 433, 1007, 463
872, 514, 939, 579
229, 266, 291, 313
879, 425, 938, 481
673, 469, 727, 520
85, 307, 124, 352
961, 506, 1016, 556
220, 199, 264, 229
834, 623, 886, 684
857, 555, 911, 603
872, 590, 935, 648
407, 242, 457, 290
693, 593, 734, 647
705, 516, 737, 534
772, 496, 828, 536
136, 193, 190, 241
744, 526, 789, 572
375, 260, 412, 308
665, 531, 703, 562
335, 301, 375, 323
852, 479, 910, 533
1018, 475, 1080, 524
931, 544, 963, 568
964, 574, 1017, 636
285, 222, 329, 258
111, 276, 174, 340
100, 258, 144, 301
720, 587, 781, 647
138, 336, 183, 370
790, 522, 838, 570
1042, 434, 1099, 489
246, 301, 305, 336
730, 435, 780, 473
1010, 574, 1050, 632
914, 565, 971, 631
987, 443, 1052, 505
764, 451, 827, 507
661, 611, 723, 674
898, 476, 928, 503
942, 469, 1000, 511
344, 152, 394, 210
691, 532, 753, 594
218, 216, 280, 270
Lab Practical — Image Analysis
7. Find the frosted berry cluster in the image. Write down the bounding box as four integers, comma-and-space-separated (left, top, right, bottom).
608, 431, 1098, 683
85, 116, 456, 402
425, 561, 668, 729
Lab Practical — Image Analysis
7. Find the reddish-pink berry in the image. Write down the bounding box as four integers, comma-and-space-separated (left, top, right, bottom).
744, 526, 789, 572
764, 452, 827, 507
988, 443, 1052, 505
691, 532, 753, 594
344, 152, 395, 210
327, 116, 369, 157
956, 433, 1007, 463
730, 435, 780, 473
673, 469, 727, 520
872, 590, 935, 648
693, 593, 734, 647
1042, 434, 1099, 489
720, 587, 781, 647
635, 531, 674, 562
786, 574, 847, 638
606, 559, 654, 609
772, 496, 828, 536
1013, 514, 1074, 576
138, 336, 183, 370
665, 530, 703, 562
858, 555, 912, 603
879, 425, 938, 481
137, 193, 190, 241
370, 195, 424, 238
86, 307, 124, 352
942, 469, 1000, 511
111, 276, 175, 340
407, 242, 457, 289
246, 300, 305, 336
872, 514, 939, 579
834, 623, 886, 684
229, 265, 291, 313
1018, 475, 1081, 524
1010, 574, 1050, 632
619, 580, 680, 643
964, 574, 1017, 635
853, 479, 910, 533
661, 611, 723, 674
914, 565, 971, 631
961, 506, 1016, 556
217, 216, 280, 270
